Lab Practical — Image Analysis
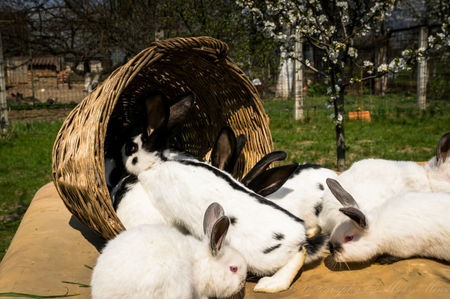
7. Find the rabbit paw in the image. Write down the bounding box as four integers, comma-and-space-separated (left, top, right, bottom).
253, 276, 290, 293
253, 247, 307, 293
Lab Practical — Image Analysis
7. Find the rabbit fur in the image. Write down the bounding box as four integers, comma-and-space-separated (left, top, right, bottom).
91, 203, 247, 299
212, 131, 338, 237
121, 94, 327, 293
266, 164, 338, 235
318, 132, 450, 234
326, 178, 450, 263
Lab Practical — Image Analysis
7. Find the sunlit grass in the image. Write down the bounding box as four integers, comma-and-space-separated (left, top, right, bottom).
0, 121, 63, 260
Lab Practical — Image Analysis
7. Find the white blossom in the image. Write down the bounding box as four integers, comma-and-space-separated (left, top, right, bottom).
348, 47, 357, 58
401, 49, 412, 57
363, 60, 373, 67
336, 2, 348, 9
377, 63, 388, 73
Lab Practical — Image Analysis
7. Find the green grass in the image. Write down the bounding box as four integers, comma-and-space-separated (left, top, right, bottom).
0, 121, 63, 260
263, 93, 450, 170
0, 93, 449, 262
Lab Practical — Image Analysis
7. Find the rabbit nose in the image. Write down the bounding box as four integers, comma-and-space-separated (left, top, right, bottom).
329, 242, 341, 254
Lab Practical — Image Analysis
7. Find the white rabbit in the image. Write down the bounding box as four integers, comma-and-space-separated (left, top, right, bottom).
325, 178, 450, 263
318, 131, 450, 234
266, 164, 338, 236
109, 93, 201, 229
212, 133, 337, 237
111, 175, 168, 228
122, 94, 328, 293
91, 202, 247, 299
237, 150, 337, 236
113, 117, 243, 229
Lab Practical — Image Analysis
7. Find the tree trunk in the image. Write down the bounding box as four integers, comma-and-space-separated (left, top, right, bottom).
294, 31, 303, 121
275, 49, 292, 98
374, 44, 388, 96
417, 26, 428, 110
0, 33, 8, 136
335, 89, 346, 171
332, 69, 346, 171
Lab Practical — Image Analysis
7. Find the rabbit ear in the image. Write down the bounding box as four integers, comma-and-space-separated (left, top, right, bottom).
211, 127, 238, 172
436, 131, 450, 163
247, 164, 298, 197
339, 207, 367, 229
203, 203, 230, 255
167, 93, 195, 130
145, 92, 169, 132
209, 216, 230, 256
233, 134, 247, 168
241, 151, 287, 186
203, 202, 225, 235
326, 178, 359, 208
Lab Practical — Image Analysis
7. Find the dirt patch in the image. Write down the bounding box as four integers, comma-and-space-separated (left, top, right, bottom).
8, 108, 72, 121
298, 140, 315, 145
0, 213, 22, 223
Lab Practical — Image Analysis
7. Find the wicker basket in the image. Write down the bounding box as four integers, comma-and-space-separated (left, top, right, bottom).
52, 36, 273, 240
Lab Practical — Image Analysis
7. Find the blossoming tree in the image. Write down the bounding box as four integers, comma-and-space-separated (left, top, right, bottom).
237, 0, 449, 170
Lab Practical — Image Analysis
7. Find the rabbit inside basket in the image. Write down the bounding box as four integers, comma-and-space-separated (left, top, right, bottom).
93, 90, 331, 297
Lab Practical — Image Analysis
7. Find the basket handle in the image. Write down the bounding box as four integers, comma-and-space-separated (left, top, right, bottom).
153, 36, 229, 60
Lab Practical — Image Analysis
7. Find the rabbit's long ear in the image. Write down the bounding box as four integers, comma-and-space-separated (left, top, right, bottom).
326, 178, 359, 208
203, 202, 229, 256
203, 202, 225, 235
339, 207, 367, 229
247, 164, 298, 197
145, 92, 169, 132
241, 151, 287, 186
209, 216, 230, 256
167, 93, 195, 130
233, 134, 247, 169
211, 127, 238, 172
436, 131, 450, 163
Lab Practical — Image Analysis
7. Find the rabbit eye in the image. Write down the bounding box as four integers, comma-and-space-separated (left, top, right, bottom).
125, 142, 138, 156
344, 235, 353, 242
229, 266, 238, 273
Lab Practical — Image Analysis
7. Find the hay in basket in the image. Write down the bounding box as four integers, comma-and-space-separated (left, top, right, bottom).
52, 36, 273, 240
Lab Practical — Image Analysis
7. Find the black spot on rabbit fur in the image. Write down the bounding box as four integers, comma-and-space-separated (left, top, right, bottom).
263, 244, 282, 254
112, 175, 138, 210
229, 216, 237, 225
328, 241, 341, 255
177, 160, 305, 224
294, 163, 322, 175
314, 203, 323, 216
273, 233, 285, 240
304, 233, 327, 256
132, 157, 138, 165
318, 183, 324, 191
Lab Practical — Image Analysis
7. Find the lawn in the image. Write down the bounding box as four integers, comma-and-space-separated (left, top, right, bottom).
264, 94, 450, 169
0, 121, 63, 260
0, 93, 449, 261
